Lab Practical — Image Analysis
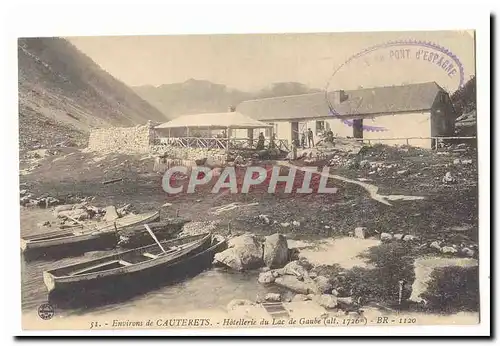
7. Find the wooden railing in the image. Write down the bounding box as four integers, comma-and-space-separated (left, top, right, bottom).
361, 136, 477, 150
156, 137, 290, 151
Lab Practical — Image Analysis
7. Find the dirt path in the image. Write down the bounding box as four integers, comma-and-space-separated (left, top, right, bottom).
279, 161, 425, 206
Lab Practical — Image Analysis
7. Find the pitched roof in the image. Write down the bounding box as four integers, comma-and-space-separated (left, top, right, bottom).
236, 82, 444, 121
155, 111, 273, 130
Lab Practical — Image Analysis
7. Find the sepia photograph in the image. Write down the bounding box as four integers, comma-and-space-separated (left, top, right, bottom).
8, 5, 490, 336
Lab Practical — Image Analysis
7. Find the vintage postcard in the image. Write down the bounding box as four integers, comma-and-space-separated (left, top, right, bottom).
17, 28, 485, 335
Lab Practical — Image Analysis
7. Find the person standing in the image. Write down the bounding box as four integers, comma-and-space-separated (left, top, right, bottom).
301, 132, 306, 149
307, 128, 314, 147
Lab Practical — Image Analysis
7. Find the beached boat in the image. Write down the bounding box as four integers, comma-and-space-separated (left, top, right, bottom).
43, 232, 217, 296
21, 211, 160, 260
117, 218, 188, 249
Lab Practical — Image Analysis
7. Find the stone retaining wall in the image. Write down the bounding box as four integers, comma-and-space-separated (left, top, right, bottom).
151, 145, 227, 162
87, 122, 155, 154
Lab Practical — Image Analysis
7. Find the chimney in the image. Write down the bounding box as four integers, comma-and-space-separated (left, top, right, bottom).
333, 90, 347, 104
228, 105, 236, 112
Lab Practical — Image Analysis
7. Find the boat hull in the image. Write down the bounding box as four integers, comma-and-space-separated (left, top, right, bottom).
21, 211, 160, 261
47, 235, 226, 308
23, 231, 118, 261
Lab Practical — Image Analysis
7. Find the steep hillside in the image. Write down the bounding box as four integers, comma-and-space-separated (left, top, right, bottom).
134, 80, 321, 118
18, 37, 168, 150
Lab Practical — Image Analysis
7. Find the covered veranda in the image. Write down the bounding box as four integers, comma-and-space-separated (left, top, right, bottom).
154, 111, 290, 151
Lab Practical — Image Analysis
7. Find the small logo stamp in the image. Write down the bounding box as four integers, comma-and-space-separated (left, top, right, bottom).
37, 303, 55, 320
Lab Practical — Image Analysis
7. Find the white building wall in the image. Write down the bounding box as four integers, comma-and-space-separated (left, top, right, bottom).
362, 111, 432, 148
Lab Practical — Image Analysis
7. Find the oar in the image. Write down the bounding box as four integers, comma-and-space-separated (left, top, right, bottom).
144, 224, 166, 254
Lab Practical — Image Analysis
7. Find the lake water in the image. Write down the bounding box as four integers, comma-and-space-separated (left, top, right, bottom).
20, 209, 281, 318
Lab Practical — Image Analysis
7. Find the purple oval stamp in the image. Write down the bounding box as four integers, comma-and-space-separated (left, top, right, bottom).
325, 40, 466, 130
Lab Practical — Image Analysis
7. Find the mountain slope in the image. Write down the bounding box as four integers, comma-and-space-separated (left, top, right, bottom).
133, 79, 321, 118
18, 37, 168, 150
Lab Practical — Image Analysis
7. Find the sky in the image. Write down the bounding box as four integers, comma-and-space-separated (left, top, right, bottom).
67, 30, 475, 92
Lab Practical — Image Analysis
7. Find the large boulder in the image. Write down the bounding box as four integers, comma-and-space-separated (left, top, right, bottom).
103, 206, 120, 222
213, 234, 264, 271
274, 275, 315, 294
263, 233, 289, 269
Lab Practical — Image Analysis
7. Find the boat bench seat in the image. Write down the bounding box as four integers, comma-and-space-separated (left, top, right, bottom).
143, 252, 159, 259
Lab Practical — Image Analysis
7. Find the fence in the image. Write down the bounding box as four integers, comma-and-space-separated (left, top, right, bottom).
361, 136, 477, 150
157, 137, 290, 151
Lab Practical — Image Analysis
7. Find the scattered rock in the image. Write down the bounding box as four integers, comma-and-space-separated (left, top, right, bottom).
313, 275, 333, 294
441, 246, 458, 254
403, 235, 417, 242
460, 247, 475, 258
430, 241, 442, 251
380, 233, 393, 242
38, 221, 51, 227
292, 294, 309, 302
280, 222, 290, 228
354, 227, 367, 239
359, 160, 370, 169
258, 271, 275, 284
102, 206, 120, 222
226, 299, 255, 311
162, 202, 173, 207
313, 294, 338, 309
394, 233, 404, 240
20, 189, 28, 196
337, 297, 354, 306
461, 159, 473, 165
292, 221, 301, 227
55, 204, 73, 215
258, 214, 270, 225
264, 293, 281, 302
396, 169, 409, 175
453, 158, 461, 165
309, 272, 318, 279
263, 233, 289, 269
442, 172, 457, 184
20, 196, 31, 206
282, 261, 309, 278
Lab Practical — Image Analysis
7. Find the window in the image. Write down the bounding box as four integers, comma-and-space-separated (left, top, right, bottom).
265, 123, 274, 137
316, 121, 325, 134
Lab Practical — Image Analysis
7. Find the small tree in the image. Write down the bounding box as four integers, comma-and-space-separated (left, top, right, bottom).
451, 76, 476, 117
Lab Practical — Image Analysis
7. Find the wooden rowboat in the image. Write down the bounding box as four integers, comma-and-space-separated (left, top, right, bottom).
43, 232, 214, 296
21, 211, 160, 260
117, 218, 188, 249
